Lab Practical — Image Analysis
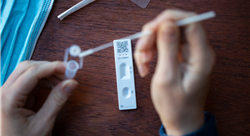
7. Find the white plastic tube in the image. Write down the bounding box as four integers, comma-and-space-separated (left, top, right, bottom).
57, 0, 95, 20
65, 60, 79, 79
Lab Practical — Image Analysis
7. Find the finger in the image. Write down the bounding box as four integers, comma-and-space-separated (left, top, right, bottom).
134, 20, 157, 77
34, 80, 78, 125
136, 10, 193, 51
8, 61, 65, 107
154, 21, 180, 85
182, 23, 215, 94
12, 61, 65, 94
134, 49, 154, 77
136, 10, 195, 52
134, 10, 195, 77
2, 61, 48, 90
184, 23, 215, 75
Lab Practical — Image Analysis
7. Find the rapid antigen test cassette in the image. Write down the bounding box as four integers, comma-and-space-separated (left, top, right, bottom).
113, 39, 137, 110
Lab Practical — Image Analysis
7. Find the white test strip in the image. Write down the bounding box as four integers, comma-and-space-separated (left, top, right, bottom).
113, 39, 137, 110
78, 11, 216, 58
57, 0, 95, 20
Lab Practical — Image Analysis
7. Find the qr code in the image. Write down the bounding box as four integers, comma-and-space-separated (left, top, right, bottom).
117, 41, 129, 53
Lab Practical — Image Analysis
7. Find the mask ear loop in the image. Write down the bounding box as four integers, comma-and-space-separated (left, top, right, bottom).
130, 0, 151, 9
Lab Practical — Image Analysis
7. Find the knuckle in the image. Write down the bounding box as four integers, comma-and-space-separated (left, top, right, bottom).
27, 64, 39, 73
142, 23, 152, 31
53, 61, 62, 65
1, 92, 12, 113
186, 23, 204, 36
51, 61, 63, 70
1, 89, 9, 102
52, 94, 66, 107
162, 9, 177, 18
134, 51, 144, 65
163, 10, 173, 17
134, 51, 140, 59
20, 60, 31, 65
153, 73, 177, 88
18, 61, 31, 68
160, 23, 176, 35
186, 24, 197, 35
158, 24, 179, 46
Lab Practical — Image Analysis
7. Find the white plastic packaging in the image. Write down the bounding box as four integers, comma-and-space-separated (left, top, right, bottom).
57, 0, 95, 20
130, 0, 150, 9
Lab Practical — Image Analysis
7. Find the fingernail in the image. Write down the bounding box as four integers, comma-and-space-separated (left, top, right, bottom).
64, 82, 78, 93
165, 28, 177, 41
138, 66, 146, 77
165, 28, 177, 42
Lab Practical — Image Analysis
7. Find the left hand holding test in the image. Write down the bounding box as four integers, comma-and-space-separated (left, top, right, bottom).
1, 61, 78, 136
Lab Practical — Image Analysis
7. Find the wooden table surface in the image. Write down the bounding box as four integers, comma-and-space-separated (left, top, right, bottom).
31, 0, 250, 135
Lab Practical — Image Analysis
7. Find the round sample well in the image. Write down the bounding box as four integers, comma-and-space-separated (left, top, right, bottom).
122, 87, 131, 98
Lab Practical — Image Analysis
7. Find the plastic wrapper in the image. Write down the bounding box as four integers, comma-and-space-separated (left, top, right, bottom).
130, 0, 150, 9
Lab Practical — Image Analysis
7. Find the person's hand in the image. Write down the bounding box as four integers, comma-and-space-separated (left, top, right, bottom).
1, 61, 78, 136
134, 10, 215, 135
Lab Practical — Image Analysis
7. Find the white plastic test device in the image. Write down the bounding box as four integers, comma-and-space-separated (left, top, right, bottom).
113, 39, 137, 110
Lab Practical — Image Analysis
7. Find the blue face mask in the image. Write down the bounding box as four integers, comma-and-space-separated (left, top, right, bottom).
1, 0, 54, 85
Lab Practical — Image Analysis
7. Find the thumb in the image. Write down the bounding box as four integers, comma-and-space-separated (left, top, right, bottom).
155, 21, 180, 84
34, 80, 78, 123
